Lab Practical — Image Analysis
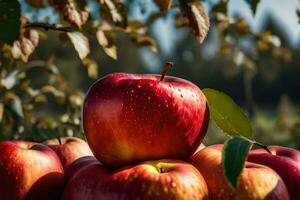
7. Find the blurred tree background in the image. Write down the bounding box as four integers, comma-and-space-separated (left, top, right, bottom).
1, 0, 300, 149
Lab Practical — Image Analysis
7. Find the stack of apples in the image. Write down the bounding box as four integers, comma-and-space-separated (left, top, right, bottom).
0, 70, 300, 200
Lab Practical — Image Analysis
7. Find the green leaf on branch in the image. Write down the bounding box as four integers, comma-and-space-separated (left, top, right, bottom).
179, 0, 209, 43
154, 0, 172, 15
244, 0, 260, 15
203, 88, 253, 140
0, 0, 21, 44
222, 136, 253, 188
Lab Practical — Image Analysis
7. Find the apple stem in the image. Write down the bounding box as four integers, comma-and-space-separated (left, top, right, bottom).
160, 62, 174, 81
254, 142, 272, 154
159, 167, 165, 173
57, 137, 62, 145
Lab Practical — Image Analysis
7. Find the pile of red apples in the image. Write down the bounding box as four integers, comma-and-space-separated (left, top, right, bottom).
1, 72, 299, 200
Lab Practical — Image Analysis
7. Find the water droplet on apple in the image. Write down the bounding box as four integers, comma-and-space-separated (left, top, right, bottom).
148, 97, 151, 100
138, 85, 141, 88
166, 176, 171, 183
131, 89, 134, 93
163, 187, 168, 193
171, 182, 176, 188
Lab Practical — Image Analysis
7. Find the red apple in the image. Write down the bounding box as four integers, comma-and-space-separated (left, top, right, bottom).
0, 141, 64, 200
190, 146, 290, 200
44, 137, 93, 171
248, 146, 300, 200
83, 71, 209, 168
62, 159, 209, 200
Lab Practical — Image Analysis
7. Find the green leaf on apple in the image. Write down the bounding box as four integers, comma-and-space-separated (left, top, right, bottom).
203, 88, 253, 140
0, 0, 21, 45
222, 136, 253, 188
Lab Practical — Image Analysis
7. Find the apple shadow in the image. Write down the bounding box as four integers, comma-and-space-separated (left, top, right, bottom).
65, 156, 99, 181
23, 172, 64, 200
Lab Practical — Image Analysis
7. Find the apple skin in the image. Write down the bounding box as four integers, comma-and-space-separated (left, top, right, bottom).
83, 73, 209, 168
0, 141, 65, 200
190, 145, 290, 200
62, 159, 209, 200
44, 137, 93, 171
248, 146, 300, 200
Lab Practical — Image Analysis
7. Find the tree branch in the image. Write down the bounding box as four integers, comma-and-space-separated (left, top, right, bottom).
23, 23, 77, 32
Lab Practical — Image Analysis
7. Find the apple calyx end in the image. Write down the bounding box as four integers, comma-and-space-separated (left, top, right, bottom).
160, 62, 174, 81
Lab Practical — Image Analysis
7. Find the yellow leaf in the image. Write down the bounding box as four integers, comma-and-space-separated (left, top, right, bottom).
82, 58, 99, 79
67, 32, 90, 60
99, 0, 127, 28
0, 103, 3, 122
11, 29, 39, 62
96, 22, 117, 59
129, 33, 157, 53
180, 0, 210, 43
50, 0, 89, 28
154, 0, 172, 14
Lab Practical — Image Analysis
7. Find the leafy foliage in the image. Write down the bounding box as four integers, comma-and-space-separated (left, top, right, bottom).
0, 0, 212, 141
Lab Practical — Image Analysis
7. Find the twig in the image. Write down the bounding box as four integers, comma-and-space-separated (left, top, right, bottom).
23, 23, 77, 32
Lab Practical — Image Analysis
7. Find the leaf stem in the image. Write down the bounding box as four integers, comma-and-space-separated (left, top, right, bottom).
23, 23, 77, 32
253, 142, 272, 154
